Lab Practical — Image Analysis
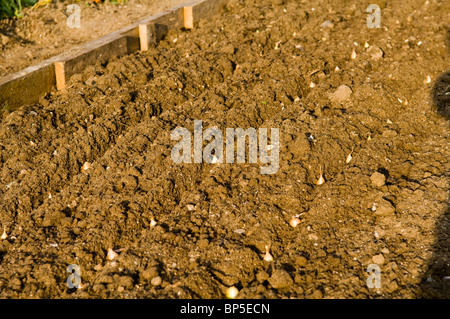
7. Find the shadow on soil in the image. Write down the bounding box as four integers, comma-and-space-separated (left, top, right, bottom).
418, 28, 450, 297
419, 205, 450, 298
431, 71, 450, 120
0, 17, 34, 45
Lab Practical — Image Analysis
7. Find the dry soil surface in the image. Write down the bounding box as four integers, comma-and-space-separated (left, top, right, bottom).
0, 0, 188, 77
0, 0, 449, 299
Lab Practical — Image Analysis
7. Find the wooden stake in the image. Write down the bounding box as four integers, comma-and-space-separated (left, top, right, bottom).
55, 62, 66, 91
139, 24, 149, 51
184, 6, 194, 29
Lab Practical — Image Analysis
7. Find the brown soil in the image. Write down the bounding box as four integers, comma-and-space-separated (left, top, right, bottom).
0, 0, 449, 299
0, 0, 188, 77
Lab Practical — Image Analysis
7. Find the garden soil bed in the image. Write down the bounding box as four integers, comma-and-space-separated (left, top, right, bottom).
0, 0, 188, 77
0, 0, 449, 298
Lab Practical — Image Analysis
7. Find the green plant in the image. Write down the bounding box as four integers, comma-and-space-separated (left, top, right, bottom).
0, 0, 37, 18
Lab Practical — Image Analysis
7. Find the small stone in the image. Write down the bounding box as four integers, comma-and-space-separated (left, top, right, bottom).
186, 204, 196, 211
141, 267, 159, 281
226, 286, 239, 299
308, 233, 319, 241
289, 217, 301, 228
106, 248, 118, 260
367, 46, 384, 61
320, 20, 334, 28
372, 254, 385, 265
370, 172, 386, 187
82, 162, 91, 172
268, 269, 294, 289
151, 276, 162, 286
374, 200, 395, 216
328, 85, 352, 103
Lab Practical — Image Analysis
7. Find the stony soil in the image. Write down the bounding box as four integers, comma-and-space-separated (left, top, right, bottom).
0, 0, 449, 298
